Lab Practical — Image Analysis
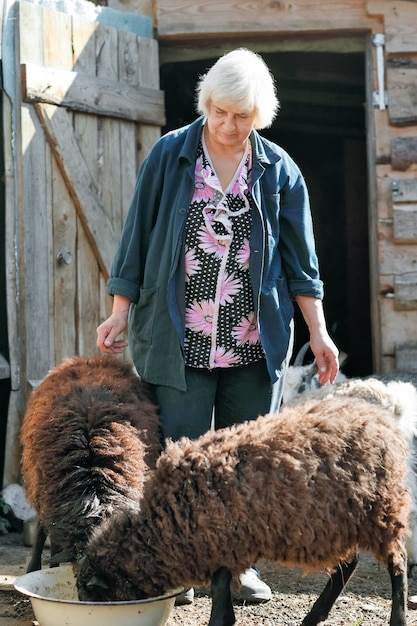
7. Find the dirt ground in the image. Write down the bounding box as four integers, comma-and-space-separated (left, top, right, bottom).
2, 530, 417, 626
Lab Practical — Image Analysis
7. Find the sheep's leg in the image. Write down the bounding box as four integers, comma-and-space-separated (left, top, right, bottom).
388, 559, 407, 626
208, 567, 235, 626
301, 554, 359, 626
26, 522, 47, 572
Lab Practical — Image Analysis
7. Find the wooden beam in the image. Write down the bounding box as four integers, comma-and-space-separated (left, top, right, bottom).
396, 344, 417, 372
22, 63, 166, 126
395, 272, 417, 310
392, 177, 417, 203
368, 0, 417, 54
393, 204, 417, 242
387, 64, 417, 126
380, 298, 417, 355
156, 0, 378, 38
392, 136, 417, 171
34, 102, 117, 280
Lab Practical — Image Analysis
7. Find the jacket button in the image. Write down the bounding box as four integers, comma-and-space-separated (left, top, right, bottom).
179, 208, 187, 214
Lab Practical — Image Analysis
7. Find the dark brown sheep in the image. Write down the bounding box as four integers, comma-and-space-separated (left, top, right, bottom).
20, 354, 162, 573
284, 375, 417, 579
77, 395, 410, 626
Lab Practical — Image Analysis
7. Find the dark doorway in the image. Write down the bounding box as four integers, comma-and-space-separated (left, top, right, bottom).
160, 48, 372, 377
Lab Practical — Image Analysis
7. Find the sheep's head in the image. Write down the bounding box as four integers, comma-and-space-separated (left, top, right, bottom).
76, 508, 167, 602
282, 362, 321, 404
76, 552, 150, 602
76, 554, 112, 602
282, 342, 348, 404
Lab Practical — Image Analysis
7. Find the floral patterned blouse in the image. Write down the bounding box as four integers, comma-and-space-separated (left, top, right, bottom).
183, 134, 265, 369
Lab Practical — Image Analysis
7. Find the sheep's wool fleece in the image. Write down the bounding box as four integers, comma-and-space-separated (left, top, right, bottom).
20, 355, 161, 553
80, 396, 410, 601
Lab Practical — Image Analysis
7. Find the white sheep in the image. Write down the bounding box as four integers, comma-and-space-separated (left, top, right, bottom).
282, 342, 348, 405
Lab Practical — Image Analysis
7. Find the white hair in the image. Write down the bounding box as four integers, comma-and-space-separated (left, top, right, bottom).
196, 48, 280, 130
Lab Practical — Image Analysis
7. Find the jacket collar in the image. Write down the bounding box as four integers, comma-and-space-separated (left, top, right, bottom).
178, 115, 282, 170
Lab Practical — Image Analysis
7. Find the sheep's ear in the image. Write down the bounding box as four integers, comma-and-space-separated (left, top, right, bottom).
306, 361, 319, 381
339, 351, 348, 367
293, 342, 311, 366
87, 575, 109, 590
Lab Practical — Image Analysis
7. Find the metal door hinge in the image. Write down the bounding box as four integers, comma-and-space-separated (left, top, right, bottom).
372, 33, 387, 110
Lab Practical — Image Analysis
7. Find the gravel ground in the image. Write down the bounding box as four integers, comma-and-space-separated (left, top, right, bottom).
2, 531, 417, 625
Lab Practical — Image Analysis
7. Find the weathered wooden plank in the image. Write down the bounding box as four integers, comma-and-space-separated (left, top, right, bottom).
2, 94, 20, 391
3, 3, 26, 487
393, 204, 417, 242
136, 36, 161, 167
97, 23, 121, 233
72, 14, 97, 73
380, 297, 417, 354
138, 37, 160, 90
52, 156, 78, 362
365, 36, 382, 373
19, 2, 44, 63
22, 62, 166, 125
378, 226, 417, 275
392, 136, 417, 171
374, 110, 391, 163
42, 5, 73, 68
21, 104, 54, 380
391, 174, 417, 249
34, 102, 117, 279
157, 0, 378, 37
72, 109, 101, 358
379, 132, 416, 185
396, 345, 417, 372
392, 177, 417, 202
394, 272, 417, 309
368, 0, 417, 53
76, 232, 100, 358
46, 6, 77, 363
375, 164, 393, 219
387, 64, 417, 126
3, 392, 21, 485
381, 355, 396, 373
107, 0, 152, 15
118, 30, 141, 230
72, 16, 102, 358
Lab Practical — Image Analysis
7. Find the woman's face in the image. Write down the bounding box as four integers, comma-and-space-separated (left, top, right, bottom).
205, 100, 257, 150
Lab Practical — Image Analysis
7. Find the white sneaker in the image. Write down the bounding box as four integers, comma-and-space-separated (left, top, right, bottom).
175, 587, 194, 605
230, 567, 272, 603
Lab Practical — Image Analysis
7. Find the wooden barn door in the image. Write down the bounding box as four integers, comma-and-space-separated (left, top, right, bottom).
3, 0, 164, 483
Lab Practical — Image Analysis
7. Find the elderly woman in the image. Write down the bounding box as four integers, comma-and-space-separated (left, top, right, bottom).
97, 48, 339, 603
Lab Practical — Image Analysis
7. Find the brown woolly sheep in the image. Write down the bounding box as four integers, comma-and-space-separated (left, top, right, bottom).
77, 395, 410, 626
285, 374, 417, 579
20, 354, 162, 573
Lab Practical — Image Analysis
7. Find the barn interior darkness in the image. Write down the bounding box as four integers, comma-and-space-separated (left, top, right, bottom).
160, 46, 372, 377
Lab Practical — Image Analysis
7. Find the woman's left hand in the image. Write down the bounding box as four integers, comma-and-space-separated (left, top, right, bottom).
309, 332, 340, 386
295, 295, 341, 386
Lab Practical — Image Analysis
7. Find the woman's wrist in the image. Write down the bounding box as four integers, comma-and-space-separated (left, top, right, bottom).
112, 294, 131, 314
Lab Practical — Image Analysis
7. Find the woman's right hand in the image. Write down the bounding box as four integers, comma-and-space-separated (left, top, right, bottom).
97, 295, 131, 354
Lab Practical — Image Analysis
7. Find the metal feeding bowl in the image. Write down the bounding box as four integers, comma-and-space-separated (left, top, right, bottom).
14, 564, 182, 626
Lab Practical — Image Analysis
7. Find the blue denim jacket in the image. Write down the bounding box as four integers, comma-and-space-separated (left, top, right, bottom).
107, 117, 323, 390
